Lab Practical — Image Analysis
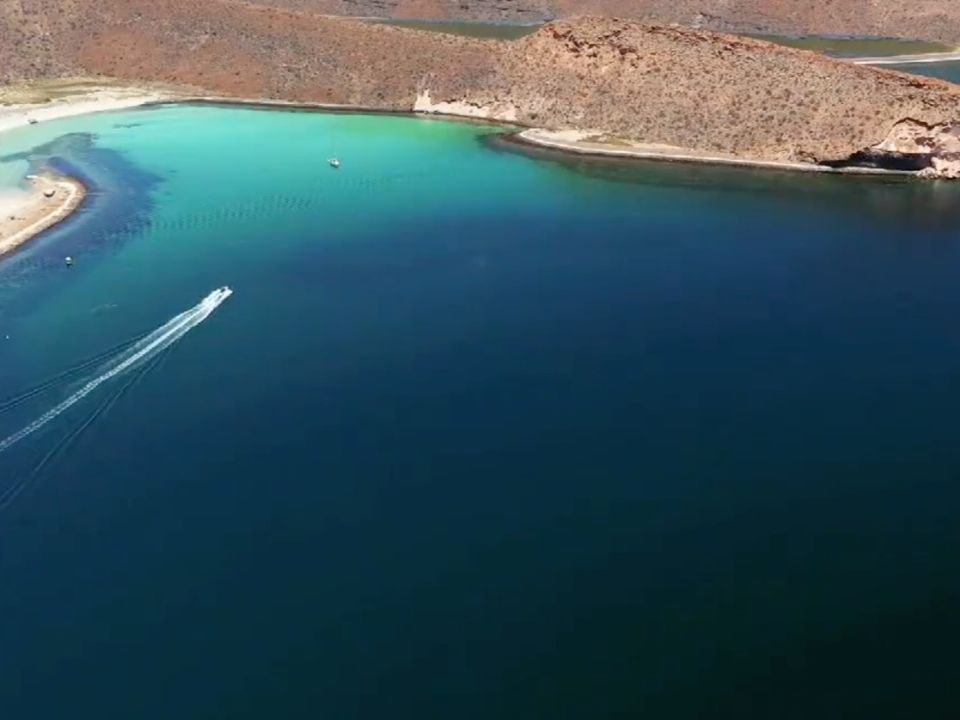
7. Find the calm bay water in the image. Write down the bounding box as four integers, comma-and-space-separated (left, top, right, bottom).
888, 60, 960, 84
371, 19, 541, 39
757, 35, 950, 57
1, 105, 959, 718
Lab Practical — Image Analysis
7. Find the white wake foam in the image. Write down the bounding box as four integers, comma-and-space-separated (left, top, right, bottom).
0, 286, 232, 454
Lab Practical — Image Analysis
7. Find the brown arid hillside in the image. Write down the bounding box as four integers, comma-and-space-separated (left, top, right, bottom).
255, 0, 554, 24
550, 0, 960, 44
249, 0, 960, 44
5, 0, 960, 175
501, 20, 960, 166
0, 0, 87, 79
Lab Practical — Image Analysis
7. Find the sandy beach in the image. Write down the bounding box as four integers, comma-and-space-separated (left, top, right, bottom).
513, 129, 909, 176
853, 50, 960, 66
0, 174, 86, 258
0, 83, 167, 134
0, 84, 166, 260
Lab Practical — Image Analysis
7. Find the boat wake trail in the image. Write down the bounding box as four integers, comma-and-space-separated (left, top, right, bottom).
0, 348, 167, 512
0, 334, 149, 415
0, 287, 233, 455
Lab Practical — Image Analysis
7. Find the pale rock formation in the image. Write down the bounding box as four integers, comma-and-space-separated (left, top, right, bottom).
414, 89, 519, 121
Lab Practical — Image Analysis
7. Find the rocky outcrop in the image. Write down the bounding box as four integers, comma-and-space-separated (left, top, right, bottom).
7, 2, 960, 177
873, 119, 960, 157
413, 89, 519, 121
867, 119, 960, 177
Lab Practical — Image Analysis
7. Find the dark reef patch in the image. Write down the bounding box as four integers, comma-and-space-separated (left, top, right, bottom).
0, 133, 163, 321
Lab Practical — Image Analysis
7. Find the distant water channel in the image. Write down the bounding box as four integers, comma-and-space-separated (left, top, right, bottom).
1, 105, 959, 719
756, 34, 960, 83
371, 18, 541, 39
366, 19, 960, 85
758, 34, 951, 58
367, 20, 953, 58
886, 60, 960, 84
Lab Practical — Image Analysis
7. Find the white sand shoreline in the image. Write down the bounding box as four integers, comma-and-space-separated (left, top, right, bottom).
0, 174, 87, 259
0, 89, 167, 135
0, 87, 165, 259
513, 129, 912, 177
852, 51, 960, 66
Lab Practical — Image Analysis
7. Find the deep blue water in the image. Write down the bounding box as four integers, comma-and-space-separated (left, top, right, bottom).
1, 106, 960, 718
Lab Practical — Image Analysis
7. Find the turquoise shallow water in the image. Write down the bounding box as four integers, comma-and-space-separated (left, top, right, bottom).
888, 60, 960, 84
2, 105, 960, 718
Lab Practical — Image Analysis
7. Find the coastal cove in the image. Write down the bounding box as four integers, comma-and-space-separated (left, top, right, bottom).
7, 26, 960, 262
2, 104, 960, 718
7, 75, 960, 263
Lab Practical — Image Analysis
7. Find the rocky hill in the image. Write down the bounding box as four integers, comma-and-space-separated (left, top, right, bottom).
504, 21, 960, 169
0, 0, 87, 79
257, 0, 554, 24
554, 0, 960, 44
250, 0, 960, 43
4, 0, 960, 176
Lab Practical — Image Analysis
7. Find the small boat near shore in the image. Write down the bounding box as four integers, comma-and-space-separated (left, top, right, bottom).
328, 158, 340, 169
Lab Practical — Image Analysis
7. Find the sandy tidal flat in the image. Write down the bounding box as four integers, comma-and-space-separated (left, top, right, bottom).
0, 175, 86, 259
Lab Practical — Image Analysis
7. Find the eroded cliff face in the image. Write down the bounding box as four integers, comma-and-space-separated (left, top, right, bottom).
7, 2, 960, 178
860, 120, 960, 178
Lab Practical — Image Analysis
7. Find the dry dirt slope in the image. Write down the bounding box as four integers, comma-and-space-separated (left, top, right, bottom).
551, 0, 960, 44
251, 0, 960, 43
0, 0, 88, 80
5, 1, 960, 175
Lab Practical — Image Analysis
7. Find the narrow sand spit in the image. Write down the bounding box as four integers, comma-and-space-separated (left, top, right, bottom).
0, 174, 86, 259
0, 87, 165, 259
